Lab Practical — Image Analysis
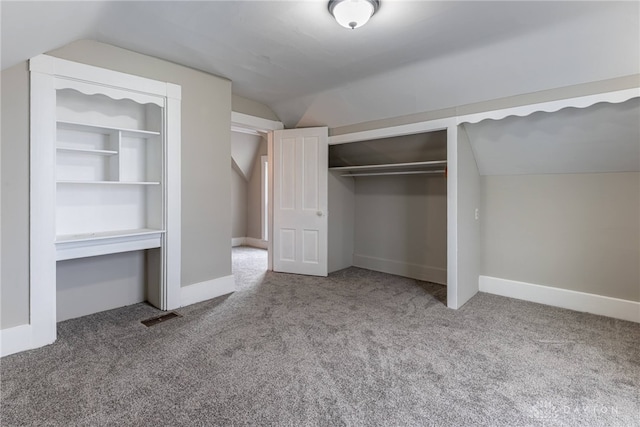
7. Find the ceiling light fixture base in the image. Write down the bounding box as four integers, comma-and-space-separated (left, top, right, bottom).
328, 0, 380, 30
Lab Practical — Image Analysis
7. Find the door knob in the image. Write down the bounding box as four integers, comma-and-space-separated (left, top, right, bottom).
316, 211, 323, 217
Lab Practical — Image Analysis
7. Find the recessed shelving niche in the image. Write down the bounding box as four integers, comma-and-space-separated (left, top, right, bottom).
30, 53, 182, 338
54, 88, 166, 254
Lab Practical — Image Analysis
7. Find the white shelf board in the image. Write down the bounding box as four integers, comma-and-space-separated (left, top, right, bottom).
56, 180, 160, 185
329, 160, 447, 173
56, 228, 165, 261
57, 120, 161, 139
56, 147, 118, 156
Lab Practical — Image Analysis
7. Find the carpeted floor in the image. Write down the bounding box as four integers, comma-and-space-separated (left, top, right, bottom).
1, 246, 638, 426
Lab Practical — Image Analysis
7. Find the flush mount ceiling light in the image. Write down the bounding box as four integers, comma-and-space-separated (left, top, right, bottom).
328, 0, 380, 29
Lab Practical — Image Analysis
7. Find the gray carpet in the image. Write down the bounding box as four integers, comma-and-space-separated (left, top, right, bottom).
1, 246, 638, 426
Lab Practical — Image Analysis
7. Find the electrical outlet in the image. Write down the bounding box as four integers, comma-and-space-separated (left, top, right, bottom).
475, 208, 479, 220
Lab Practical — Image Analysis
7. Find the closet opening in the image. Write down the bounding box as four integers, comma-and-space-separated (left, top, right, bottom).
328, 130, 448, 303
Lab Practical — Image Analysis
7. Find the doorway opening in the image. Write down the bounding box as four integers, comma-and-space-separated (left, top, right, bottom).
230, 112, 283, 285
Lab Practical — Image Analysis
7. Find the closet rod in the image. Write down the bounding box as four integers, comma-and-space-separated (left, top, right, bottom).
330, 160, 447, 172
342, 170, 446, 177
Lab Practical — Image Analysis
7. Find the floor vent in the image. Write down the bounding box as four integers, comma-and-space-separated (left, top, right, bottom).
141, 312, 182, 327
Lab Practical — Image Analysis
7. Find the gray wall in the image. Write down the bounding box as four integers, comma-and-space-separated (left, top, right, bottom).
0, 39, 241, 329
232, 95, 279, 121
247, 139, 267, 240
454, 126, 481, 306
231, 166, 248, 239
57, 252, 146, 322
1, 62, 30, 328
481, 172, 640, 302
353, 175, 448, 284
328, 172, 355, 273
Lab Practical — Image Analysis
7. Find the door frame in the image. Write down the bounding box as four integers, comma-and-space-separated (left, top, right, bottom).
230, 112, 283, 271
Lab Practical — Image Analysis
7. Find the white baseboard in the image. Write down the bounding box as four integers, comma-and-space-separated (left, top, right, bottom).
231, 237, 268, 249
1, 324, 34, 357
244, 237, 268, 249
353, 254, 447, 285
180, 274, 235, 307
479, 276, 640, 323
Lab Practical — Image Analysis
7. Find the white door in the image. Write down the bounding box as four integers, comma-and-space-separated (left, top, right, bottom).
272, 127, 328, 276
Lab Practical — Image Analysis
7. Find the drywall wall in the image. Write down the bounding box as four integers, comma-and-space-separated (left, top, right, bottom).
481, 172, 640, 302
231, 165, 248, 239
465, 98, 640, 176
353, 174, 447, 284
328, 171, 355, 273
56, 252, 146, 322
0, 62, 30, 329
231, 131, 262, 180
455, 126, 481, 305
48, 40, 233, 289
232, 94, 279, 122
247, 139, 267, 240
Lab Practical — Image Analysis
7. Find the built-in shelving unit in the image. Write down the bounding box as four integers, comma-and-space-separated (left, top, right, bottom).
29, 54, 182, 348
54, 93, 166, 251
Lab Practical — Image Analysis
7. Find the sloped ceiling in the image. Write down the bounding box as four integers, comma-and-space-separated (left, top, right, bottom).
1, 1, 639, 129
464, 98, 640, 176
231, 131, 264, 181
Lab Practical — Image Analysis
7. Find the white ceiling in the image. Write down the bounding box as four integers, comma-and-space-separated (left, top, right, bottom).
1, 1, 639, 128
465, 98, 640, 175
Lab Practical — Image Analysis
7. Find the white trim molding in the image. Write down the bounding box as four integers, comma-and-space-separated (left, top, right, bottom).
457, 88, 640, 125
329, 117, 454, 145
479, 276, 640, 323
1, 324, 39, 358
231, 237, 268, 249
245, 237, 268, 249
231, 111, 283, 134
353, 254, 447, 285
180, 275, 235, 307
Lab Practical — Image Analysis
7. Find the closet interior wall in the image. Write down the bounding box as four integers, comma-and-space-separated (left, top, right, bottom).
328, 131, 448, 285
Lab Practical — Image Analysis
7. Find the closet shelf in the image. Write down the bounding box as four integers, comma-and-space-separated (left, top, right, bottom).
56, 180, 160, 185
56, 228, 164, 243
56, 147, 118, 156
57, 120, 161, 138
330, 160, 447, 175
56, 228, 165, 261
342, 170, 445, 178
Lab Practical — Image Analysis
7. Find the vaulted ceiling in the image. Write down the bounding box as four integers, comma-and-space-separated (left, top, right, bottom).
1, 1, 638, 128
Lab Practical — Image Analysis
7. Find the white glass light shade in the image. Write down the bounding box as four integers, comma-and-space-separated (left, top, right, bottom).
329, 0, 379, 29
